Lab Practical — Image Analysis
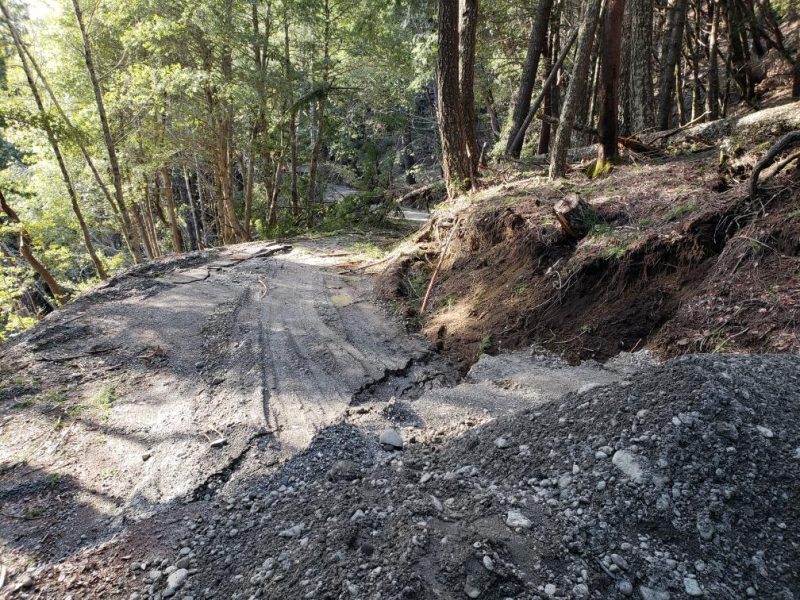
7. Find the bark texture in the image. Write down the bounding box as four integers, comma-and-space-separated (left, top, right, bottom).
505, 0, 554, 158
548, 0, 603, 179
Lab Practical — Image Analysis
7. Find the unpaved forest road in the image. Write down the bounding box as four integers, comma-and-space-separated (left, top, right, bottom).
1, 239, 431, 553
0, 236, 644, 598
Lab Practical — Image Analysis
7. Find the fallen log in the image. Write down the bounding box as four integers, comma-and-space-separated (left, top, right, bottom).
553, 194, 598, 239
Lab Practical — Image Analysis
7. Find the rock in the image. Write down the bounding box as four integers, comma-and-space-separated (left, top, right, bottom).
493, 436, 509, 449
610, 554, 629, 571
639, 586, 670, 600
328, 460, 361, 482
464, 582, 481, 598
683, 577, 703, 596
13, 574, 33, 591
210, 437, 227, 448
544, 583, 557, 596
163, 568, 188, 597
482, 555, 494, 570
176, 558, 190, 569
350, 509, 365, 522
278, 523, 305, 538
141, 452, 152, 461
379, 429, 403, 450
505, 509, 532, 529
618, 580, 634, 595
612, 449, 646, 483
573, 583, 589, 598
756, 425, 774, 438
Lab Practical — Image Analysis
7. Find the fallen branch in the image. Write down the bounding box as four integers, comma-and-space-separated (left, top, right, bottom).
749, 131, 800, 199
420, 216, 461, 314
648, 111, 711, 144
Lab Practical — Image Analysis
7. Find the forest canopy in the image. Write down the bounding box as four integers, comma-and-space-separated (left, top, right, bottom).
0, 0, 798, 338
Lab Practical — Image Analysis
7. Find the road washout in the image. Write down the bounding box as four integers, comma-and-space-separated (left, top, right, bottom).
0, 236, 798, 599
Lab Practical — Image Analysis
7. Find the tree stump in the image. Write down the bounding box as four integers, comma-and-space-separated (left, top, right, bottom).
553, 194, 598, 239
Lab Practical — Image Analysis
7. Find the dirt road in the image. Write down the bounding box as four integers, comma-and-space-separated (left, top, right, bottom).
0, 236, 644, 598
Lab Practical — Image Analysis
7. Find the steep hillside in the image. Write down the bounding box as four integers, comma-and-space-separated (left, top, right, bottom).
379, 102, 800, 365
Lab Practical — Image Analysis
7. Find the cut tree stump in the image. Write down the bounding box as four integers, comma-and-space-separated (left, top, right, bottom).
553, 194, 598, 239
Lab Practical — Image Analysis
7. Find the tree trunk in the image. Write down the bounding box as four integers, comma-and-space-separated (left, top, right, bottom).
160, 168, 183, 253
1, 5, 107, 280
307, 0, 331, 214
657, 0, 689, 130
459, 0, 479, 172
436, 0, 475, 197
621, 0, 655, 133
597, 0, 627, 167
10, 24, 141, 257
505, 0, 554, 157
283, 10, 300, 217
725, 0, 754, 101
0, 189, 67, 304
706, 0, 721, 117
183, 168, 202, 249
548, 0, 604, 179
70, 0, 144, 263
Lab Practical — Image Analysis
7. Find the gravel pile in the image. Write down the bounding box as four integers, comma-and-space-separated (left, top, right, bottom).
11, 354, 800, 599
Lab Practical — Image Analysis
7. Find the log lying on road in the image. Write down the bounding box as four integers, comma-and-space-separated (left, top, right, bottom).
553, 194, 598, 239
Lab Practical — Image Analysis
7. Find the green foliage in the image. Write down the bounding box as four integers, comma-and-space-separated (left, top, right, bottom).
90, 385, 117, 411
664, 201, 700, 222
318, 192, 401, 233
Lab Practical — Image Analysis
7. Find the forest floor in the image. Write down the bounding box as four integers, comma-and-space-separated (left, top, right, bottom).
1, 101, 799, 600
379, 100, 800, 366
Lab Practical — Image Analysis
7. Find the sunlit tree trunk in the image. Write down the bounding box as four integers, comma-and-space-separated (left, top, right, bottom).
1, 4, 107, 280
0, 189, 67, 304
549, 0, 603, 178
436, 0, 476, 196
657, 0, 689, 129
70, 0, 144, 262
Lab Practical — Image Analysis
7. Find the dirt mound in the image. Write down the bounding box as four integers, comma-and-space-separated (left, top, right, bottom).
13, 353, 799, 599
378, 143, 800, 365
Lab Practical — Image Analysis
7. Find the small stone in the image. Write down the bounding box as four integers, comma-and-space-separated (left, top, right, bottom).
505, 509, 532, 529
278, 523, 305, 538
756, 425, 774, 438
328, 460, 361, 482
176, 557, 190, 569
612, 449, 645, 483
618, 580, 633, 595
350, 509, 365, 522
494, 437, 510, 449
163, 568, 188, 597
141, 452, 151, 461
13, 574, 33, 591
464, 583, 481, 598
210, 437, 227, 448
639, 586, 671, 600
573, 583, 589, 598
482, 555, 494, 570
211, 376, 225, 386
610, 554, 629, 570
544, 583, 557, 596
379, 429, 403, 450
683, 577, 703, 596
